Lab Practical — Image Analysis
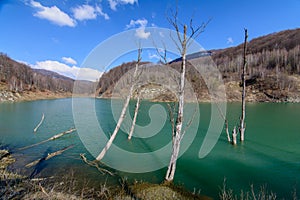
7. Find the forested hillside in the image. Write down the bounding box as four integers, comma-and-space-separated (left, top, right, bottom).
97, 28, 300, 102
0, 53, 74, 93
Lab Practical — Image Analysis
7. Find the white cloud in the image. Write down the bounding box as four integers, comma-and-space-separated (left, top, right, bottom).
227, 37, 234, 45
126, 18, 150, 39
30, 0, 76, 27
108, 0, 118, 11
108, 0, 138, 11
135, 27, 150, 39
31, 60, 102, 81
126, 18, 147, 29
148, 52, 160, 60
72, 4, 109, 21
62, 57, 77, 65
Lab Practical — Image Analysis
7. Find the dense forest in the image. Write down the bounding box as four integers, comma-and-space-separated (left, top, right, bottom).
97, 28, 300, 102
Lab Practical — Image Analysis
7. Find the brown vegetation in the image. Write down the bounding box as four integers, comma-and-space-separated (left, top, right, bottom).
0, 54, 74, 93
97, 28, 300, 102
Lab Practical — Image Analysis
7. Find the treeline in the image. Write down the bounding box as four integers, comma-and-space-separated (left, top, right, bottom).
96, 28, 300, 101
0, 53, 74, 93
214, 28, 300, 77
212, 28, 300, 99
97, 61, 149, 96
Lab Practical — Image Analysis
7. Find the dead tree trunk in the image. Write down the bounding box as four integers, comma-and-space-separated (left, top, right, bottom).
165, 25, 187, 182
96, 48, 142, 161
225, 120, 231, 143
164, 8, 209, 182
216, 102, 231, 143
128, 93, 141, 140
232, 126, 237, 145
239, 29, 248, 142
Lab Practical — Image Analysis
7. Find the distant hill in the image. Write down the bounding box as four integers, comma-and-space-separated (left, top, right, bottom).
0, 53, 95, 102
0, 53, 74, 93
97, 28, 300, 102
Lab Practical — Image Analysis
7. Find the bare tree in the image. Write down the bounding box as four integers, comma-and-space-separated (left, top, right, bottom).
165, 9, 209, 182
128, 91, 141, 140
96, 48, 142, 160
239, 29, 248, 142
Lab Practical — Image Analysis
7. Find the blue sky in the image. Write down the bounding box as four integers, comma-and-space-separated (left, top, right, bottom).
0, 0, 299, 81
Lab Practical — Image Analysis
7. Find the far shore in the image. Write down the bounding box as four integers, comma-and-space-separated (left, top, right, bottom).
1, 90, 300, 103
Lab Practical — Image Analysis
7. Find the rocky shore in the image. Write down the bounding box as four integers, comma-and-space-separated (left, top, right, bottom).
0, 85, 72, 103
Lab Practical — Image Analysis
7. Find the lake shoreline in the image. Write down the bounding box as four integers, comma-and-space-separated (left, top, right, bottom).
0, 149, 206, 200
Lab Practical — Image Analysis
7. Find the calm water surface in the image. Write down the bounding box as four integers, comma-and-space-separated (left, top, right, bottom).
0, 98, 299, 198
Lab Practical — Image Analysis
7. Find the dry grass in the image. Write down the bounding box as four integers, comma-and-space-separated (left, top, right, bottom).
219, 179, 297, 200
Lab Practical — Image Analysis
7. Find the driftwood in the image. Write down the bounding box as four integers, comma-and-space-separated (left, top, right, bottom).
80, 153, 114, 176
18, 128, 76, 151
25, 145, 74, 168
34, 113, 45, 133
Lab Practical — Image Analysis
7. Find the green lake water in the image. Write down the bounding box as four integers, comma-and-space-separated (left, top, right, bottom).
0, 98, 300, 198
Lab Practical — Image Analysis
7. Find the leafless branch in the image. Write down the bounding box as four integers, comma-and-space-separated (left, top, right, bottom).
187, 18, 211, 48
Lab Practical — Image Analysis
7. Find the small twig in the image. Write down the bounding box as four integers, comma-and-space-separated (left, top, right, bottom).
39, 183, 49, 197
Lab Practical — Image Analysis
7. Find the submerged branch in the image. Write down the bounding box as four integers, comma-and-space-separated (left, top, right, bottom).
18, 128, 76, 151
25, 145, 74, 168
80, 153, 114, 176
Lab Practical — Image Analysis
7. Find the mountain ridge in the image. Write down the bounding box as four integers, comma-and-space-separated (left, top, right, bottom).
97, 28, 300, 102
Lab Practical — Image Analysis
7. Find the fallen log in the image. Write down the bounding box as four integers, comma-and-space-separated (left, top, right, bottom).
18, 128, 76, 151
34, 113, 45, 133
25, 145, 74, 168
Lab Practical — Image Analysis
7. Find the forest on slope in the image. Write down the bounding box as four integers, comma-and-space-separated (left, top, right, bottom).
97, 28, 300, 102
0, 54, 95, 102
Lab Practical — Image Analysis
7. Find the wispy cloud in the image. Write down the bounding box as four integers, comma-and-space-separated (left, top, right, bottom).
227, 37, 234, 45
62, 57, 77, 65
72, 4, 109, 21
126, 18, 150, 39
148, 52, 160, 60
30, 0, 76, 27
31, 60, 102, 81
108, 0, 138, 11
